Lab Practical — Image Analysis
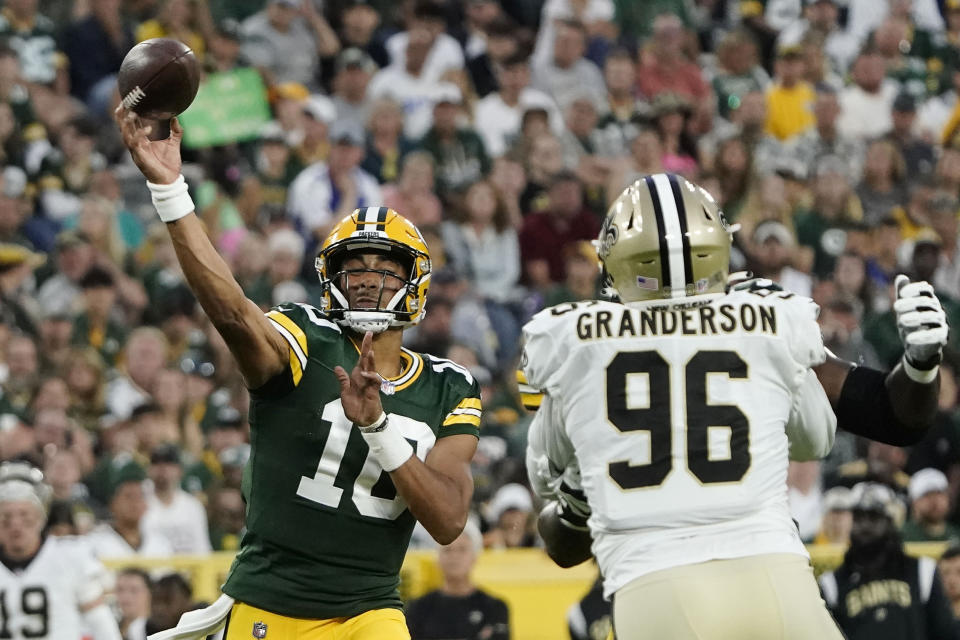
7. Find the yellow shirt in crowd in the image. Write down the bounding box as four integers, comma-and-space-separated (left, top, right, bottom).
765, 81, 816, 141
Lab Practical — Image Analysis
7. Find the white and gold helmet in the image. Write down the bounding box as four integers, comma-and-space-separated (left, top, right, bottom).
598, 173, 735, 303
316, 207, 431, 333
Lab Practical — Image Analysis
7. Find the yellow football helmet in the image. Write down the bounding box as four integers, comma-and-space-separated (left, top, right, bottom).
316, 207, 431, 333
598, 174, 735, 302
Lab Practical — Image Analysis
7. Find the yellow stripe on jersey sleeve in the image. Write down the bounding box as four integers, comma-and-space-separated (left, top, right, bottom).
516, 369, 544, 411
266, 311, 308, 386
443, 397, 482, 428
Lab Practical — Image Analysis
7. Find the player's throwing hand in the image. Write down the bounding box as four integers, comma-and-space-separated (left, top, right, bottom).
113, 106, 183, 185
894, 274, 949, 373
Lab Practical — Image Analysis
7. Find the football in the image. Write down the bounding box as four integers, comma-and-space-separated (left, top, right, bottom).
117, 38, 201, 120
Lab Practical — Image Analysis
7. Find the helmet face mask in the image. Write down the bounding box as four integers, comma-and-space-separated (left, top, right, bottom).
316, 208, 431, 333
598, 174, 734, 303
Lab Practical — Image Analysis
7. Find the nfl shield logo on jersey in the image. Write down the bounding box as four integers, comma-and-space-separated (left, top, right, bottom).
252, 622, 267, 638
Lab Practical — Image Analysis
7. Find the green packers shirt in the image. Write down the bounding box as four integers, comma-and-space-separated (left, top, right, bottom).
222, 303, 481, 619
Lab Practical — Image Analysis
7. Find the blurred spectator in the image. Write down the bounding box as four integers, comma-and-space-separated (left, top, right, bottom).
901, 468, 960, 544
519, 133, 565, 214
921, 67, 960, 144
105, 328, 169, 421
793, 157, 864, 279
788, 87, 864, 183
205, 18, 247, 74
207, 483, 245, 551
788, 460, 823, 542
567, 575, 612, 640
217, 443, 250, 490
819, 295, 882, 368
865, 217, 904, 299
386, 0, 463, 83
294, 93, 334, 170
837, 48, 898, 141
63, 346, 107, 432
649, 93, 697, 177
559, 90, 603, 169
361, 97, 415, 185
254, 122, 299, 211
367, 9, 445, 140
135, 0, 211, 59
72, 265, 126, 366
116, 567, 151, 640
61, 0, 133, 108
333, 0, 389, 70
483, 482, 534, 548
287, 119, 381, 241
765, 44, 815, 142
381, 151, 442, 227
240, 0, 339, 90
636, 13, 710, 127
938, 545, 960, 618
886, 93, 935, 181
812, 486, 854, 545
465, 11, 517, 98
330, 47, 377, 136
0, 0, 59, 85
36, 230, 95, 318
519, 170, 600, 289
856, 139, 907, 226
777, 0, 858, 76
2, 332, 38, 412
86, 460, 174, 558
129, 403, 179, 459
712, 29, 770, 121
831, 252, 876, 316
418, 83, 490, 204
846, 0, 944, 45
142, 444, 212, 555
37, 116, 106, 224
819, 483, 957, 640
37, 306, 73, 373
928, 194, 960, 300
405, 522, 510, 640
594, 48, 645, 157
476, 53, 560, 159
746, 220, 812, 297
531, 18, 605, 113
544, 241, 601, 306
145, 573, 194, 636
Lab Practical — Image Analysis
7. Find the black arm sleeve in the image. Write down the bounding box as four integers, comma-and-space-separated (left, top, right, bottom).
925, 568, 960, 640
836, 366, 927, 446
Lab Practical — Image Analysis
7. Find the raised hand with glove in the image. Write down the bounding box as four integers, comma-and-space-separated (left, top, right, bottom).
893, 274, 949, 382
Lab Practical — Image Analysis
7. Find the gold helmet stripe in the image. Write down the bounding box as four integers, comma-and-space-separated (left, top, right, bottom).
646, 174, 692, 297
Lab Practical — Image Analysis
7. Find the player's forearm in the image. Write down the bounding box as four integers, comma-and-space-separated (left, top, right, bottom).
885, 361, 939, 431
391, 457, 471, 545
166, 214, 252, 333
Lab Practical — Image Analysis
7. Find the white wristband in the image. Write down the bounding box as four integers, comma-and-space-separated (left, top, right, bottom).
902, 357, 939, 384
147, 174, 195, 223
360, 415, 414, 472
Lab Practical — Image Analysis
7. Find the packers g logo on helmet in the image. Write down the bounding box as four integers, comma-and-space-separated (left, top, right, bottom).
600, 174, 735, 303
315, 207, 431, 333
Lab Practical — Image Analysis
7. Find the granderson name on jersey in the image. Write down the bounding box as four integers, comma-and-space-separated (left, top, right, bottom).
222, 303, 481, 619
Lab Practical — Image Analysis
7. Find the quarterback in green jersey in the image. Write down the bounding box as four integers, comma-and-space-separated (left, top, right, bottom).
116, 108, 480, 640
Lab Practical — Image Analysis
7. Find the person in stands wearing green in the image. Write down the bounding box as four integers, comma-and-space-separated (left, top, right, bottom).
115, 105, 480, 640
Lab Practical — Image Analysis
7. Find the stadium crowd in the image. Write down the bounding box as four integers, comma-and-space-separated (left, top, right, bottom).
1, 0, 960, 636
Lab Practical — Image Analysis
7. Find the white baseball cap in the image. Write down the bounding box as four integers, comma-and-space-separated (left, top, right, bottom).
909, 468, 949, 502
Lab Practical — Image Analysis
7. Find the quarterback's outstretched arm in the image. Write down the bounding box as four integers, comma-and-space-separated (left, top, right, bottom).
115, 108, 288, 389
814, 275, 946, 445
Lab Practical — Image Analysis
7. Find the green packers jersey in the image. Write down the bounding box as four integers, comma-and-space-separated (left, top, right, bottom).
222, 302, 481, 619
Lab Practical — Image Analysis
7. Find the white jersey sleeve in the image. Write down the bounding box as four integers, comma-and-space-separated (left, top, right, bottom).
525, 393, 575, 500
772, 294, 836, 460
521, 305, 574, 393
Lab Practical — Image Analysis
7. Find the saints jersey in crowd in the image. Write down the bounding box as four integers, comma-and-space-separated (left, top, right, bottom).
222, 302, 481, 619
820, 556, 957, 640
0, 536, 108, 639
522, 288, 836, 598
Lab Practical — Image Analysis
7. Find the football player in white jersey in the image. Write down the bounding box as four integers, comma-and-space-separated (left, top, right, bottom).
0, 466, 121, 640
522, 174, 949, 639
